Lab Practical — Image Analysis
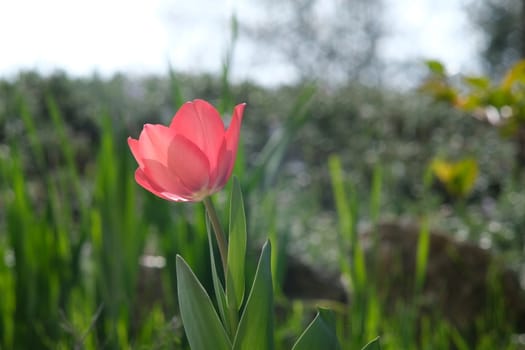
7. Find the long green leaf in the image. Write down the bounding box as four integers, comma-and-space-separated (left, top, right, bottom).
328, 155, 353, 243
353, 240, 367, 292
227, 177, 247, 311
233, 240, 273, 350
414, 218, 430, 293
206, 216, 232, 336
292, 308, 341, 350
361, 337, 381, 350
370, 164, 382, 226
328, 155, 355, 285
176, 255, 231, 350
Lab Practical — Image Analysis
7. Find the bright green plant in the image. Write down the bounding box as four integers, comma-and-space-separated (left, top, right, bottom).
430, 157, 479, 199
420, 59, 525, 178
177, 177, 381, 350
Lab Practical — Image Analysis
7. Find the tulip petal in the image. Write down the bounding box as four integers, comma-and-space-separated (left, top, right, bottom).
211, 140, 232, 191
134, 168, 188, 202
129, 100, 245, 202
140, 124, 175, 166
168, 135, 211, 194
170, 100, 225, 168
224, 103, 246, 179
143, 159, 194, 200
128, 137, 144, 168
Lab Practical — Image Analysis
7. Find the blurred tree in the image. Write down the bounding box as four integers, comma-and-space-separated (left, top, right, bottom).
244, 0, 384, 85
468, 0, 524, 77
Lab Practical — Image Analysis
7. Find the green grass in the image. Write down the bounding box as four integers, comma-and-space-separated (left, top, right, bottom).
1, 69, 524, 349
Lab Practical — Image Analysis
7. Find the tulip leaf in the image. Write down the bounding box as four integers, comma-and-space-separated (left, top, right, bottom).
206, 217, 231, 334
292, 308, 341, 350
227, 176, 247, 311
361, 337, 381, 350
233, 240, 274, 350
176, 255, 231, 350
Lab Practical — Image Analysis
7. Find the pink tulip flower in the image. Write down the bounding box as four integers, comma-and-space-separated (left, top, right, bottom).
128, 99, 245, 202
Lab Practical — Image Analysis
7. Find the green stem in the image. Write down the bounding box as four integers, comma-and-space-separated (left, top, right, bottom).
203, 197, 228, 275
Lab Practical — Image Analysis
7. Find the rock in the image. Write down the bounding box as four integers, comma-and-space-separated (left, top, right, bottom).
281, 220, 525, 342
282, 254, 346, 302
361, 221, 525, 336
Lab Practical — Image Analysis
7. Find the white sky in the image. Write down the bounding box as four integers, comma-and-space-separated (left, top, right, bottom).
382, 0, 478, 69
0, 0, 479, 86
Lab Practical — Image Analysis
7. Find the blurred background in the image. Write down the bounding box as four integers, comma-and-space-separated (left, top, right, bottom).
0, 0, 480, 86
2, 0, 525, 349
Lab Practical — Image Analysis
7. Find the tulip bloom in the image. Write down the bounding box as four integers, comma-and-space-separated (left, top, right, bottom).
128, 99, 245, 202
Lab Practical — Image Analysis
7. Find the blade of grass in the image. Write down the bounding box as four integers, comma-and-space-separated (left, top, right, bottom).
328, 155, 354, 282
414, 217, 430, 294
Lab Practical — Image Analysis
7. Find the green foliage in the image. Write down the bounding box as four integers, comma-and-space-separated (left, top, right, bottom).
1, 67, 524, 349
425, 60, 446, 75
430, 157, 479, 199
361, 337, 381, 350
233, 241, 274, 350
176, 255, 232, 350
414, 218, 430, 293
292, 308, 341, 350
227, 177, 247, 311
420, 59, 525, 179
206, 214, 230, 334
